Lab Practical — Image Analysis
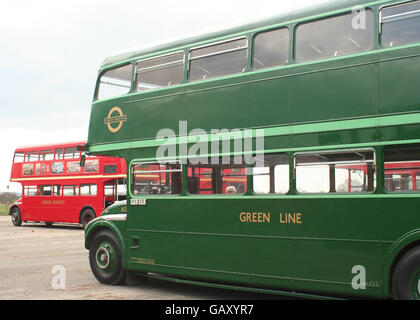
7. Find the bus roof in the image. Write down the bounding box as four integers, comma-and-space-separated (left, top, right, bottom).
100, 0, 385, 69
14, 141, 86, 152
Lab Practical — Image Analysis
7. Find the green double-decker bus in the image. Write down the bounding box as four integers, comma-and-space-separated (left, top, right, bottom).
84, 0, 420, 299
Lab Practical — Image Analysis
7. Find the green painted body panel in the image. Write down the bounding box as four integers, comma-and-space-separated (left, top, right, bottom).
119, 194, 420, 298
85, 0, 420, 299
88, 44, 420, 146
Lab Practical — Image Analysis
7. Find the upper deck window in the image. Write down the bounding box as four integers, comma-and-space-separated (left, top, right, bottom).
189, 38, 248, 81
97, 64, 132, 100
295, 10, 374, 63
55, 148, 64, 160
253, 28, 289, 70
381, 0, 420, 47
136, 52, 184, 91
25, 151, 39, 162
64, 147, 79, 159
40, 150, 54, 161
13, 152, 24, 163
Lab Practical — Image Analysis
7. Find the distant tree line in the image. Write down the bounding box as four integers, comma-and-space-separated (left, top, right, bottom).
0, 192, 20, 204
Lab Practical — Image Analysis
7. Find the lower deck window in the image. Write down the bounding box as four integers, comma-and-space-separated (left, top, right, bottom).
63, 185, 79, 196
24, 186, 37, 197
80, 184, 98, 196
39, 185, 52, 196
384, 144, 420, 192
188, 158, 248, 195
132, 162, 182, 196
54, 185, 61, 196
295, 150, 376, 194
253, 153, 289, 194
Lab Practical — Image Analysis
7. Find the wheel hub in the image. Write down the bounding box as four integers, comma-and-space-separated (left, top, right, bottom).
418, 279, 420, 296
96, 246, 111, 270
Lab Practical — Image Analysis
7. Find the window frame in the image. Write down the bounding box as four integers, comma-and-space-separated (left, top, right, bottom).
39, 150, 54, 161
24, 185, 38, 197
135, 51, 185, 92
25, 151, 39, 162
383, 143, 420, 194
53, 185, 62, 196
252, 152, 290, 195
13, 152, 25, 163
186, 157, 250, 196
62, 185, 80, 197
294, 148, 377, 195
188, 36, 249, 82
38, 185, 53, 196
64, 147, 80, 160
252, 27, 290, 70
294, 8, 375, 63
130, 161, 183, 197
80, 184, 98, 196
379, 0, 420, 47
95, 63, 133, 101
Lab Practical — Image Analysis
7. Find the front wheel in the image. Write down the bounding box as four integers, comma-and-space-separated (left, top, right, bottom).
392, 247, 420, 300
10, 207, 22, 227
80, 209, 96, 229
89, 229, 125, 285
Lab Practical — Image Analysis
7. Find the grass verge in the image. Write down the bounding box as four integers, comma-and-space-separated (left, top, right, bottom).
0, 204, 9, 216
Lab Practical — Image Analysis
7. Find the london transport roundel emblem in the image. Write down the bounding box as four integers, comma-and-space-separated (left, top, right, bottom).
104, 107, 127, 133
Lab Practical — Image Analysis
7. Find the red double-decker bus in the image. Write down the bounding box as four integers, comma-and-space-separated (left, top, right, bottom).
9, 141, 127, 228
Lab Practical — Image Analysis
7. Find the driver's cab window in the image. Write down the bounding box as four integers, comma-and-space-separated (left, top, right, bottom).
132, 162, 182, 196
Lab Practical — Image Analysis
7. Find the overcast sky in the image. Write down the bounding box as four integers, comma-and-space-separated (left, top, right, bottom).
1, 0, 328, 193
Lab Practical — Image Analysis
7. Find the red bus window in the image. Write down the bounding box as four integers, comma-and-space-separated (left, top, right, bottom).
84, 159, 99, 173
63, 185, 79, 196
81, 184, 97, 196
222, 168, 247, 195
51, 162, 64, 174
55, 148, 64, 160
105, 183, 115, 196
25, 151, 39, 162
22, 164, 34, 176
53, 185, 62, 196
104, 165, 117, 174
24, 186, 37, 196
40, 150, 54, 161
67, 161, 81, 173
39, 185, 52, 196
14, 152, 24, 163
35, 163, 46, 175
64, 147, 79, 159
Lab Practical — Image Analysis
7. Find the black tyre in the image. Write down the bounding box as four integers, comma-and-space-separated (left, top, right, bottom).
392, 247, 420, 300
80, 208, 96, 229
89, 229, 125, 285
45, 222, 53, 227
10, 207, 22, 227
